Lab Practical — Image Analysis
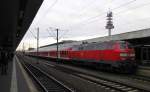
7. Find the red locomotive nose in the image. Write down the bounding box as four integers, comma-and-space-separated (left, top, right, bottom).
120, 52, 135, 60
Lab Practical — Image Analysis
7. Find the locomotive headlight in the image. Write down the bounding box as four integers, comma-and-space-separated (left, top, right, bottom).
120, 53, 128, 57
130, 53, 135, 57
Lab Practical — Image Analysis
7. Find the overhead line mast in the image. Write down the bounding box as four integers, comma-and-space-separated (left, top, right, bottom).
56, 28, 59, 62
47, 27, 60, 62
37, 27, 39, 64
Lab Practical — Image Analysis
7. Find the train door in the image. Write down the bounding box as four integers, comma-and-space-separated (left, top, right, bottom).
141, 46, 150, 64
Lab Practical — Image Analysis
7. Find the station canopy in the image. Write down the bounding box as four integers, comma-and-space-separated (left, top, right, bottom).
0, 0, 43, 52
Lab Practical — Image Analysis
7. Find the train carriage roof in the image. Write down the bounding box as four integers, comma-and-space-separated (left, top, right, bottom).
27, 40, 82, 52
27, 40, 127, 52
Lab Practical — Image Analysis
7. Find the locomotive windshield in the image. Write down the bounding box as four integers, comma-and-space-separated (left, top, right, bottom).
119, 41, 133, 49
120, 42, 126, 49
127, 42, 133, 49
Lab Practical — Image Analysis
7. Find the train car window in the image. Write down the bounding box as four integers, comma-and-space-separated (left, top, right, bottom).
93, 44, 97, 50
65, 51, 66, 55
79, 46, 84, 50
63, 51, 65, 55
90, 44, 95, 50
93, 44, 96, 50
93, 43, 98, 50
101, 42, 107, 50
85, 45, 91, 50
98, 43, 103, 50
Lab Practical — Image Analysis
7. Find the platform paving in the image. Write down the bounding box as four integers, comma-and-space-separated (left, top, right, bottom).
0, 60, 13, 92
0, 55, 38, 92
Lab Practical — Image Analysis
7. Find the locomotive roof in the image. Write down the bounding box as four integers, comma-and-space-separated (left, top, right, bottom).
27, 40, 125, 52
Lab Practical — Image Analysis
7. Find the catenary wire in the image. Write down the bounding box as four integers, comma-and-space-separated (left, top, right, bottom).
69, 0, 137, 28
70, 0, 150, 29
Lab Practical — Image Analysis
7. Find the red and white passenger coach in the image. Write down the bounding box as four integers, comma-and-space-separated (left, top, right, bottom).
27, 40, 137, 73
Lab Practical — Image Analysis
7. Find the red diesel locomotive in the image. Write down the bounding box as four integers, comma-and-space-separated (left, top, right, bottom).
28, 40, 137, 73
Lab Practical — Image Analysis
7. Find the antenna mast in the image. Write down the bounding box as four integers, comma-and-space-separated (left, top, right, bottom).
105, 11, 114, 36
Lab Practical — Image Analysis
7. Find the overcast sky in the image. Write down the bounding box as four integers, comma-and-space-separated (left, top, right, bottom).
17, 0, 150, 50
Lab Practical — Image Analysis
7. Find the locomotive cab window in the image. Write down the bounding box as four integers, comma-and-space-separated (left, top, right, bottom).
119, 41, 127, 49
127, 42, 133, 49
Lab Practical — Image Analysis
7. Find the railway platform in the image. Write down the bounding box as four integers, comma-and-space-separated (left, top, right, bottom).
0, 56, 38, 92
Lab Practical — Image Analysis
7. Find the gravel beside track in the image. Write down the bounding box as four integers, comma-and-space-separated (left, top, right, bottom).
137, 66, 150, 78
19, 57, 73, 92
20, 55, 150, 92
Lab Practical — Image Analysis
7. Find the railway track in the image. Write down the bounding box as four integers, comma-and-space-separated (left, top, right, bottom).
22, 55, 150, 92
129, 75, 150, 83
41, 62, 150, 92
137, 66, 150, 78
73, 73, 145, 92
21, 60, 74, 92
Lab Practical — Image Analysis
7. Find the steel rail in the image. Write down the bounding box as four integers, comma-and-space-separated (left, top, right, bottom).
21, 61, 74, 92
